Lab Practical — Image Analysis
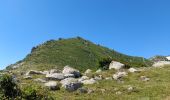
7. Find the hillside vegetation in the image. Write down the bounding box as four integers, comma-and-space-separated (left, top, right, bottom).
7, 37, 152, 71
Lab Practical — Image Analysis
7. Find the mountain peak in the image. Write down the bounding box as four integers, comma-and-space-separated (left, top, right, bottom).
7, 37, 152, 71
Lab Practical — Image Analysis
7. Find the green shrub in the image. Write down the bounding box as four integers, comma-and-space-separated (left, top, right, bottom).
99, 58, 112, 70
22, 85, 54, 100
0, 74, 21, 99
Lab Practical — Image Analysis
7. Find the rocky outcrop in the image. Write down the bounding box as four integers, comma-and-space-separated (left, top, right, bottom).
109, 61, 125, 70
46, 73, 65, 80
152, 61, 170, 67
26, 70, 45, 76
12, 62, 24, 69
150, 55, 168, 62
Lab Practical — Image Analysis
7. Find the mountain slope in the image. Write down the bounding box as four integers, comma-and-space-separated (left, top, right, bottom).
7, 37, 152, 71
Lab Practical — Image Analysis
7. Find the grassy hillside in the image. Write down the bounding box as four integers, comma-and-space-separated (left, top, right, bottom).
49, 65, 170, 100
7, 37, 152, 71
6, 65, 170, 100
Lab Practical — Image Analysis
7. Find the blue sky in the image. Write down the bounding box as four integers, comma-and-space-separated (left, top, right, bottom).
0, 0, 170, 69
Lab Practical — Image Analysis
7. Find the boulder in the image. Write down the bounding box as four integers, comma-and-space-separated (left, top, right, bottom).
46, 73, 65, 80
44, 81, 60, 90
152, 61, 170, 67
84, 69, 92, 74
166, 56, 170, 61
65, 82, 82, 92
109, 61, 125, 70
62, 66, 81, 78
113, 72, 127, 80
95, 69, 102, 73
128, 68, 141, 73
81, 78, 97, 85
60, 78, 78, 87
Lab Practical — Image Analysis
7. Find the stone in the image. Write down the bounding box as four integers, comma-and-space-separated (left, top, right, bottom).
46, 73, 65, 80
94, 75, 103, 81
140, 76, 150, 82
116, 91, 122, 95
113, 72, 127, 80
12, 62, 24, 69
49, 69, 61, 74
64, 74, 75, 78
101, 89, 106, 94
26, 70, 44, 76
105, 77, 113, 80
109, 61, 125, 70
60, 78, 78, 87
78, 76, 89, 82
78, 88, 88, 93
42, 71, 49, 75
81, 78, 97, 85
84, 69, 92, 74
44, 81, 60, 90
87, 89, 94, 94
62, 66, 81, 78
24, 75, 32, 79
152, 61, 170, 67
128, 68, 141, 73
95, 69, 102, 73
127, 86, 134, 92
34, 78, 47, 83
65, 82, 82, 92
